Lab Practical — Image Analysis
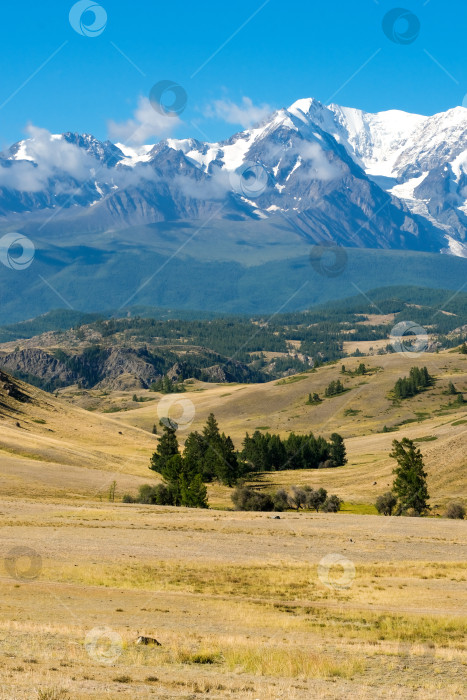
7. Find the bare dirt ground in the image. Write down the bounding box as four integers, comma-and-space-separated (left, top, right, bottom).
0, 502, 466, 699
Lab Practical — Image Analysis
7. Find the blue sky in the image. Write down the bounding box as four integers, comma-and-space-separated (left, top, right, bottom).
1, 0, 467, 148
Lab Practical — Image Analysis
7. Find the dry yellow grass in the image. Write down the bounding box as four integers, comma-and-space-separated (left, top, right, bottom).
0, 501, 465, 699
1, 349, 466, 507
0, 353, 466, 697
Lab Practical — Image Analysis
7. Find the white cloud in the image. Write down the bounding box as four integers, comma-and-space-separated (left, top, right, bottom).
296, 142, 341, 181
0, 125, 96, 192
107, 96, 182, 145
205, 96, 273, 129
0, 121, 173, 195
173, 165, 231, 201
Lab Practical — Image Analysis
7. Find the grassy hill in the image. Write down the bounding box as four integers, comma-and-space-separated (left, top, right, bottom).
91, 350, 466, 509
1, 346, 466, 510
0, 369, 158, 500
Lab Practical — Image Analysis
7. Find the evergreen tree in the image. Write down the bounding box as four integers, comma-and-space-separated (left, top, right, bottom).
158, 454, 183, 505
183, 430, 206, 477
203, 412, 221, 443
180, 473, 208, 508
216, 434, 240, 486
460, 342, 467, 354
201, 412, 224, 481
390, 438, 430, 515
447, 381, 457, 395
267, 433, 287, 470
149, 423, 179, 474
328, 433, 347, 466
158, 455, 209, 508
306, 392, 321, 405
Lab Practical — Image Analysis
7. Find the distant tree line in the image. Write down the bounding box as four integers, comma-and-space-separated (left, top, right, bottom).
341, 362, 368, 376
150, 375, 186, 393
242, 430, 346, 472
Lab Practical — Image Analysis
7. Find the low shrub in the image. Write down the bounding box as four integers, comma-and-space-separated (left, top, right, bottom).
445, 502, 465, 519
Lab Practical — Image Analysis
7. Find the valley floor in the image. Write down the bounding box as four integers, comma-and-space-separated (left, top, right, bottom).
0, 501, 466, 699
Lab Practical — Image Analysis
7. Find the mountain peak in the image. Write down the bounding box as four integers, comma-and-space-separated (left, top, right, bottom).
287, 97, 326, 117
0, 98, 466, 260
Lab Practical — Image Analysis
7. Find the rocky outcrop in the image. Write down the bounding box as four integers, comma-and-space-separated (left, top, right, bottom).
0, 347, 161, 391
0, 349, 75, 385
95, 348, 160, 389
200, 361, 261, 384
0, 345, 265, 392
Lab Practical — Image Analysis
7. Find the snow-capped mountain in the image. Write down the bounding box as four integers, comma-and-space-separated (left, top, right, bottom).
284, 99, 467, 255
1, 99, 467, 256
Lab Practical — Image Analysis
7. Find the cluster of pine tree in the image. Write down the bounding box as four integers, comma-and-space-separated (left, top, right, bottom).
341, 362, 367, 376
393, 366, 433, 400
324, 379, 346, 397
149, 413, 241, 505
150, 375, 186, 394
144, 414, 348, 508
241, 430, 346, 471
